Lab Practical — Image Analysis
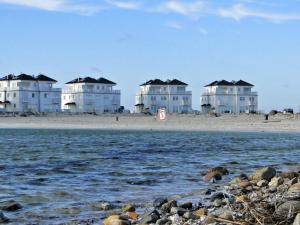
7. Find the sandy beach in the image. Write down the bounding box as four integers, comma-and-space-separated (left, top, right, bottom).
0, 113, 300, 132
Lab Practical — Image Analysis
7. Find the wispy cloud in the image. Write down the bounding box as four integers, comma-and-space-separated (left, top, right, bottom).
106, 0, 141, 10
157, 0, 205, 18
218, 3, 300, 22
165, 21, 183, 29
0, 0, 100, 15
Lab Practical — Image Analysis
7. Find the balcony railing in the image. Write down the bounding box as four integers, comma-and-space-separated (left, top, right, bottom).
62, 89, 120, 94
0, 87, 61, 92
202, 91, 258, 96
136, 90, 192, 95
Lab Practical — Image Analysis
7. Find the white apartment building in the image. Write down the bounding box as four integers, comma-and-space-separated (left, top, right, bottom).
0, 74, 61, 113
61, 77, 121, 113
201, 80, 258, 114
135, 79, 192, 114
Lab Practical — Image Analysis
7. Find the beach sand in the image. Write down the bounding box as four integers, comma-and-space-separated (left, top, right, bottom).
0, 113, 300, 132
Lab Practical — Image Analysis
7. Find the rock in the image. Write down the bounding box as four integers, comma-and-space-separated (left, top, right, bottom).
257, 179, 268, 187
280, 172, 299, 180
203, 171, 222, 182
276, 201, 300, 216
213, 199, 223, 207
207, 167, 229, 175
122, 204, 135, 212
193, 208, 208, 217
211, 192, 229, 201
293, 213, 300, 225
155, 217, 170, 225
170, 207, 187, 216
235, 195, 250, 203
288, 177, 299, 186
127, 212, 139, 220
161, 200, 177, 213
100, 202, 115, 211
218, 211, 233, 221
286, 183, 300, 200
203, 216, 217, 225
0, 212, 9, 223
183, 211, 198, 220
179, 202, 193, 209
239, 180, 252, 188
140, 210, 160, 224
153, 198, 168, 208
268, 176, 284, 188
250, 167, 276, 181
0, 201, 22, 212
168, 214, 182, 224
103, 215, 131, 225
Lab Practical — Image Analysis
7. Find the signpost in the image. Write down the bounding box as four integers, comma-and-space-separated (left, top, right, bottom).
158, 108, 167, 121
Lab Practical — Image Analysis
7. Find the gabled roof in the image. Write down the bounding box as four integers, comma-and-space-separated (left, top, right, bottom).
205, 79, 254, 87
140, 79, 187, 86
36, 74, 57, 82
66, 76, 116, 85
15, 73, 36, 81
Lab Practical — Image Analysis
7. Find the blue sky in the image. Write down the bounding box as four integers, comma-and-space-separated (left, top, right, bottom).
0, 0, 300, 112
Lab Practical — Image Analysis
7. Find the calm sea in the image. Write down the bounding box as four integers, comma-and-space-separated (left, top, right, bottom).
0, 129, 299, 224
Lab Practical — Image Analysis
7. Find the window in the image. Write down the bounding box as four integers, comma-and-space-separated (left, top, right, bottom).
13, 104, 16, 108
32, 93, 35, 98
44, 93, 47, 98
97, 85, 99, 90
173, 96, 178, 101
240, 97, 245, 101
13, 93, 16, 98
63, 96, 66, 100
161, 96, 167, 101
151, 96, 156, 101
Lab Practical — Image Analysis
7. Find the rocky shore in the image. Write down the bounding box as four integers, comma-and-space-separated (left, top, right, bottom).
101, 166, 300, 225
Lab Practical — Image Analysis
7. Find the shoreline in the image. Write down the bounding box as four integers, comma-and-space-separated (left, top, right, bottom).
0, 114, 300, 133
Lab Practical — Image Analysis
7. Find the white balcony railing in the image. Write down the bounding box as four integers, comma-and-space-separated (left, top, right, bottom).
62, 88, 120, 94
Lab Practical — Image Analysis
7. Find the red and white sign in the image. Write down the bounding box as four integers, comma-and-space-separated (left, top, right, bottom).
158, 108, 167, 121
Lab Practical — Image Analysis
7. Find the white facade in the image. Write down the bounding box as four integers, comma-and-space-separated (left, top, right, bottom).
135, 79, 192, 114
0, 74, 61, 113
61, 77, 121, 113
201, 80, 258, 114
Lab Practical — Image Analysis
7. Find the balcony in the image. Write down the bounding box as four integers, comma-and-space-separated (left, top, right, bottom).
136, 90, 192, 95
202, 91, 258, 96
62, 88, 120, 94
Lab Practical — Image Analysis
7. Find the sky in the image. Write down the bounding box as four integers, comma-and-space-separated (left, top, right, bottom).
0, 0, 300, 112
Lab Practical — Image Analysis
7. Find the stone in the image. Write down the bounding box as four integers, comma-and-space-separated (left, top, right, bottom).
155, 217, 170, 225
280, 172, 299, 180
203, 216, 217, 225
293, 213, 300, 225
218, 211, 233, 221
203, 171, 222, 182
122, 204, 135, 213
179, 202, 193, 210
239, 180, 252, 188
0, 212, 9, 223
193, 208, 208, 217
207, 167, 229, 175
100, 202, 115, 211
235, 195, 250, 203
257, 179, 268, 187
140, 210, 160, 224
182, 211, 198, 220
276, 201, 300, 216
127, 212, 139, 220
103, 215, 131, 225
170, 207, 187, 216
250, 167, 276, 181
211, 192, 229, 201
286, 183, 300, 200
0, 201, 22, 212
168, 214, 182, 224
213, 199, 223, 207
161, 200, 177, 213
153, 198, 168, 208
268, 176, 284, 188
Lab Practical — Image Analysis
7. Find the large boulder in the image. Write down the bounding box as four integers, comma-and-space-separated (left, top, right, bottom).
276, 201, 300, 216
293, 213, 300, 225
139, 210, 160, 224
161, 200, 177, 213
103, 215, 131, 225
250, 167, 276, 181
286, 183, 300, 200
0, 200, 22, 212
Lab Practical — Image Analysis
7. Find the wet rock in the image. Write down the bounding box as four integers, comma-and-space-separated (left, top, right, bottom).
99, 202, 115, 211
127, 212, 139, 220
250, 167, 276, 181
183, 211, 198, 220
203, 171, 222, 182
155, 217, 170, 225
239, 180, 252, 188
280, 172, 299, 180
170, 207, 186, 216
153, 198, 168, 208
293, 213, 300, 225
257, 179, 268, 187
288, 177, 299, 186
193, 208, 208, 217
286, 183, 300, 200
269, 176, 284, 188
235, 195, 250, 203
0, 212, 9, 223
203, 216, 216, 225
140, 210, 160, 224
213, 199, 223, 207
0, 201, 22, 212
211, 192, 229, 202
207, 167, 229, 175
179, 202, 193, 210
103, 215, 131, 225
276, 201, 300, 216
161, 200, 177, 213
122, 204, 135, 213
168, 214, 182, 224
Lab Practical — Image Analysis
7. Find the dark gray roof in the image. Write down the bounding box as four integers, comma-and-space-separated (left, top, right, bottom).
66, 77, 116, 85
141, 79, 187, 86
0, 74, 57, 82
205, 79, 254, 87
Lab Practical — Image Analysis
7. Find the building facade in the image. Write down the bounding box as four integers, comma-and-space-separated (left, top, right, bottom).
61, 77, 121, 113
201, 80, 258, 114
0, 74, 61, 113
135, 79, 192, 114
